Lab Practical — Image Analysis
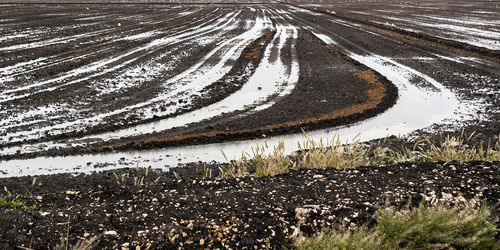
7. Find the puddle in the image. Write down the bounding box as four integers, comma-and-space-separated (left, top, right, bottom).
380, 15, 500, 50
0, 11, 238, 102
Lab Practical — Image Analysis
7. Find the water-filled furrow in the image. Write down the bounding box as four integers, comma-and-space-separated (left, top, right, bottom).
0, 10, 252, 144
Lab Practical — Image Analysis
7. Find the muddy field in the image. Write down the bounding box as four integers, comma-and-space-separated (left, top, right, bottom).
286, 0, 500, 54
0, 2, 499, 174
0, 1, 499, 249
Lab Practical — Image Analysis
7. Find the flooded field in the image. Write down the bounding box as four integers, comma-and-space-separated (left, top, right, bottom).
0, 2, 499, 249
0, 2, 499, 177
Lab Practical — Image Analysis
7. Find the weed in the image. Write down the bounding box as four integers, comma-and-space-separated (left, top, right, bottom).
0, 196, 37, 211
219, 150, 250, 178
173, 171, 181, 180
297, 200, 498, 249
1, 186, 37, 211
222, 130, 500, 178
297, 230, 377, 249
297, 132, 371, 170
23, 177, 37, 199
112, 163, 160, 187
201, 164, 213, 180
54, 218, 101, 250
376, 201, 497, 249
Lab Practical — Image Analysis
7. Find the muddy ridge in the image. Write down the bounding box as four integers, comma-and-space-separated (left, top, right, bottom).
99, 30, 398, 153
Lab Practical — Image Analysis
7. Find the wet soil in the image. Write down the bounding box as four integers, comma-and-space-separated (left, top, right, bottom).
0, 5, 261, 148
0, 4, 236, 140
0, 161, 498, 249
98, 29, 398, 153
280, 3, 500, 148
2, 3, 499, 162
0, 3, 499, 249
285, 0, 500, 58
0, 10, 399, 160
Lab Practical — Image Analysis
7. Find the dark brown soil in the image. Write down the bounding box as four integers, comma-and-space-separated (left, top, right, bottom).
1, 3, 499, 250
0, 4, 242, 146
287, 2, 500, 59
0, 161, 498, 249
279, 3, 500, 146
0, 3, 499, 250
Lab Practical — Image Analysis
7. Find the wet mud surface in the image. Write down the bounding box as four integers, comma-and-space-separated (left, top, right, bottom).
0, 4, 402, 160
99, 30, 398, 153
285, 0, 500, 57
0, 2, 499, 249
0, 161, 498, 249
0, 1, 497, 186
1, 3, 498, 164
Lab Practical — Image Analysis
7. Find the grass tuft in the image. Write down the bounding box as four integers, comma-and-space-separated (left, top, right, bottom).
297, 200, 498, 249
221, 130, 500, 178
1, 186, 38, 211
0, 196, 37, 211
112, 163, 160, 187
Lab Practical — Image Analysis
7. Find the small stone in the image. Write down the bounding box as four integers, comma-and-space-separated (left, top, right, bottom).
291, 226, 300, 237
199, 239, 205, 245
104, 230, 117, 236
121, 242, 130, 250
170, 234, 178, 244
